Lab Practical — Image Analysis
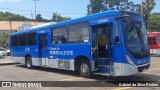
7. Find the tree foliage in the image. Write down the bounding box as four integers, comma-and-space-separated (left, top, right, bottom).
148, 13, 160, 32
0, 33, 9, 48
87, 0, 142, 15
142, 0, 156, 27
0, 11, 71, 22
87, 0, 103, 15
51, 13, 71, 22
0, 11, 28, 21
36, 14, 43, 22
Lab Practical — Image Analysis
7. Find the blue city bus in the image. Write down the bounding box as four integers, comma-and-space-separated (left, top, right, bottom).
10, 10, 150, 78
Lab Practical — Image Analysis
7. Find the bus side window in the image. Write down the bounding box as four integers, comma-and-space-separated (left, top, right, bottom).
69, 22, 89, 43
27, 32, 36, 46
158, 35, 160, 43
148, 38, 151, 44
52, 27, 68, 44
115, 23, 120, 45
11, 36, 19, 47
152, 37, 156, 44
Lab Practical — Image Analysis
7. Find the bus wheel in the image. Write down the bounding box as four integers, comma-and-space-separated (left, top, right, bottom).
26, 57, 32, 69
79, 60, 92, 78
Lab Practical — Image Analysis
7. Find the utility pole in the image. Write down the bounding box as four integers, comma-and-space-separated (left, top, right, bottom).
33, 0, 39, 26
9, 20, 12, 33
31, 13, 33, 20
141, 0, 143, 15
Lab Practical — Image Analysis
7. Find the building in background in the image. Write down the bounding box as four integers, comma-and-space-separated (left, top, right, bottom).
0, 21, 48, 35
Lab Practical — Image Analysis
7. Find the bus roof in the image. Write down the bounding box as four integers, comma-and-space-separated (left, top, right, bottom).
10, 10, 122, 36
148, 32, 160, 37
148, 32, 160, 35
10, 10, 143, 36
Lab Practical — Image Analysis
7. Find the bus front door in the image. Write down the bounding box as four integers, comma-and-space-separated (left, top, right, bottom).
39, 33, 48, 66
92, 23, 113, 75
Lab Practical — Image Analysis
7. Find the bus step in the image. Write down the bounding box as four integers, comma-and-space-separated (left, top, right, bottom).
41, 65, 48, 67
99, 66, 110, 73
94, 73, 110, 76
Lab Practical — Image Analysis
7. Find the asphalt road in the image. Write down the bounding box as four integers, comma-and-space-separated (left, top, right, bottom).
0, 56, 160, 90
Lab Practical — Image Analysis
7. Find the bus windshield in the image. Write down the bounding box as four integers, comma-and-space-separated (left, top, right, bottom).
122, 17, 149, 53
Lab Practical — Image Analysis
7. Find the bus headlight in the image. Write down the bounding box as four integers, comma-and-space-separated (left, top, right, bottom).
126, 55, 135, 66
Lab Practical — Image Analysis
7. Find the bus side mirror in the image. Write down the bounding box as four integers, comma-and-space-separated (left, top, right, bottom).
115, 36, 120, 45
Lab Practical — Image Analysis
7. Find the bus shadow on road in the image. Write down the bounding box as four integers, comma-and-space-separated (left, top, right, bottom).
0, 62, 18, 66
91, 73, 160, 81
151, 54, 160, 57
15, 64, 160, 85
16, 65, 80, 77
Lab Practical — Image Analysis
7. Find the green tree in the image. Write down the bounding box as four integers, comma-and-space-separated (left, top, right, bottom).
0, 11, 28, 21
0, 33, 9, 48
36, 14, 43, 22
87, 0, 142, 15
0, 11, 51, 22
148, 13, 160, 32
142, 0, 156, 28
87, 0, 103, 15
51, 13, 71, 22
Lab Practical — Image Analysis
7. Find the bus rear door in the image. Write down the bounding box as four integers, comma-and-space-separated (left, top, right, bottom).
38, 33, 48, 66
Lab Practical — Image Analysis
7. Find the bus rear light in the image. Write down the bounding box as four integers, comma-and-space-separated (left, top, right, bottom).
126, 55, 135, 66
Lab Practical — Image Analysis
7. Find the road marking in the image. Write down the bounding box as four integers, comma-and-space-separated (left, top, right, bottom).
112, 87, 133, 90
143, 72, 160, 76
148, 68, 160, 71
59, 77, 82, 81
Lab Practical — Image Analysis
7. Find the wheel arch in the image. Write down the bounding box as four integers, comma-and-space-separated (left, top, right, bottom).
25, 54, 31, 63
74, 55, 90, 71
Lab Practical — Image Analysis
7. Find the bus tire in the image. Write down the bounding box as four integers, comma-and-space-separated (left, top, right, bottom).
79, 60, 92, 78
26, 56, 32, 69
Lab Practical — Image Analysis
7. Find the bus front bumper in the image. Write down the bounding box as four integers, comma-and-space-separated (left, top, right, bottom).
137, 63, 150, 72
113, 63, 150, 76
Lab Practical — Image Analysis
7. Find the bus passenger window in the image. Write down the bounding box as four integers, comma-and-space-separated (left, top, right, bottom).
11, 36, 19, 46
60, 36, 67, 43
52, 27, 68, 44
69, 22, 89, 43
27, 32, 36, 46
152, 38, 156, 44
148, 37, 156, 45
148, 38, 151, 44
158, 35, 160, 43
19, 34, 27, 46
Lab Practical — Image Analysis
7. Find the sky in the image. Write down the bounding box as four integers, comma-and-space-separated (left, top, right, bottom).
0, 0, 159, 20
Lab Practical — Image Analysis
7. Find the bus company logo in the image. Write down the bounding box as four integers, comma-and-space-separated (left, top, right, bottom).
50, 47, 60, 51
2, 82, 11, 87
98, 19, 108, 23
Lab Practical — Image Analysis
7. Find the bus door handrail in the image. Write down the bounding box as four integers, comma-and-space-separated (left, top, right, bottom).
91, 43, 98, 54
